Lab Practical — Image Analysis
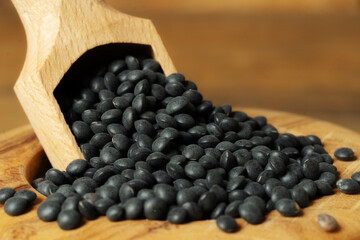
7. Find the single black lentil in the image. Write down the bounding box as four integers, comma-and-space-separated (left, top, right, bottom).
14, 189, 37, 204
144, 197, 168, 220
37, 201, 61, 222
1, 55, 355, 233
78, 200, 99, 220
4, 197, 29, 216
336, 178, 360, 194
57, 210, 82, 230
216, 215, 239, 233
238, 202, 264, 224
334, 147, 355, 161
95, 198, 116, 215
275, 199, 301, 217
224, 200, 242, 218
106, 204, 124, 221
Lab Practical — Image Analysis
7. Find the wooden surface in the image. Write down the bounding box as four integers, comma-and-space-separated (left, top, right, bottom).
11, 0, 176, 170
0, 108, 360, 240
0, 1, 360, 136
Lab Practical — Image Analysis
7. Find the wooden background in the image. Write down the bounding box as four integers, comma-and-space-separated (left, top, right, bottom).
0, 0, 360, 133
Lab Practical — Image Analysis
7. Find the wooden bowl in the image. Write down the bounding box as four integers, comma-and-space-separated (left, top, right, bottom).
0, 108, 359, 240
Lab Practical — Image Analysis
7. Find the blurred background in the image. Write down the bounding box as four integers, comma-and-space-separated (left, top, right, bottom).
0, 0, 359, 133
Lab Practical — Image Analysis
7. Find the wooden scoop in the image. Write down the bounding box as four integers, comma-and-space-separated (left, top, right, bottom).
12, 0, 176, 170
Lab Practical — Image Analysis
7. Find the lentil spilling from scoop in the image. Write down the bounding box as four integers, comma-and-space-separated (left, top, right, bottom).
1, 55, 359, 233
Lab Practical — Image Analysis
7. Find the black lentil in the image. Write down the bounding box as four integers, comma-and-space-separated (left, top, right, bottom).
319, 172, 336, 187
106, 204, 124, 221
37, 201, 61, 221
264, 178, 282, 196
99, 147, 121, 164
243, 182, 266, 198
245, 160, 263, 181
210, 202, 227, 219
351, 171, 360, 183
57, 210, 82, 230
173, 179, 193, 191
66, 159, 89, 177
90, 133, 112, 148
198, 191, 217, 212
206, 170, 224, 188
82, 193, 101, 205
317, 213, 338, 232
0, 187, 15, 204
184, 162, 206, 180
71, 121, 92, 141
315, 180, 333, 196
14, 189, 37, 204
280, 171, 299, 189
78, 200, 99, 220
176, 188, 198, 205
275, 199, 300, 217
144, 197, 168, 220
36, 180, 59, 196
219, 151, 237, 172
4, 197, 29, 216
216, 215, 239, 233
334, 147, 355, 161
182, 201, 203, 221
61, 196, 80, 211
166, 206, 187, 224
94, 198, 115, 215
290, 186, 309, 208
298, 179, 317, 199
238, 202, 264, 224
210, 185, 228, 203
336, 178, 360, 194
124, 197, 143, 219
224, 200, 242, 218
302, 159, 320, 180
271, 186, 291, 203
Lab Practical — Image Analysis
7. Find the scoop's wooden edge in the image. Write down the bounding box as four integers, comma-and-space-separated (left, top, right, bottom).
0, 108, 360, 240
13, 0, 177, 170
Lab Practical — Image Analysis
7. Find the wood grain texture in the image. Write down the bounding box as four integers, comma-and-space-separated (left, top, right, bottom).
0, 108, 360, 240
11, 0, 176, 170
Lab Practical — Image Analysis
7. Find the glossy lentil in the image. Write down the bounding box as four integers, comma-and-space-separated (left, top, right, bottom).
336, 178, 360, 194
4, 197, 29, 216
216, 215, 239, 233
275, 199, 300, 217
57, 210, 82, 230
14, 189, 37, 204
334, 147, 355, 161
238, 202, 264, 224
37, 201, 61, 221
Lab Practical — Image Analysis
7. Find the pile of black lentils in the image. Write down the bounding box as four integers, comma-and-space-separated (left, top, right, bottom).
1, 55, 360, 233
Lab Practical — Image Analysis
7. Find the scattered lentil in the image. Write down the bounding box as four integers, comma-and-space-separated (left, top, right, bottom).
317, 213, 338, 232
